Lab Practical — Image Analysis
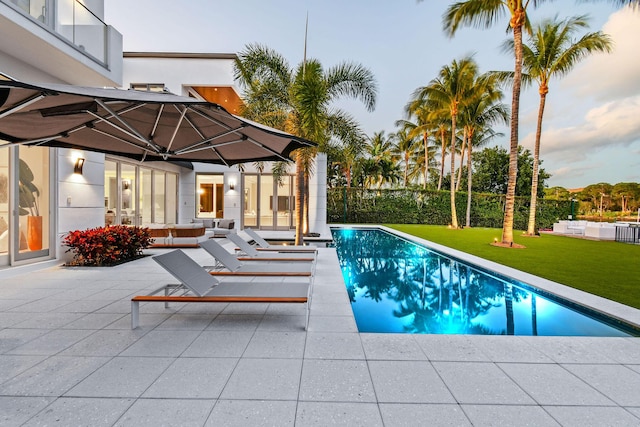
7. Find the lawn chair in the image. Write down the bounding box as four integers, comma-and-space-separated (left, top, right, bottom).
244, 228, 317, 253
199, 239, 315, 277
131, 249, 311, 329
226, 233, 316, 261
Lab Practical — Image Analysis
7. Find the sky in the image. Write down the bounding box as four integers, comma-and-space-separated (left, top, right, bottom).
105, 0, 640, 189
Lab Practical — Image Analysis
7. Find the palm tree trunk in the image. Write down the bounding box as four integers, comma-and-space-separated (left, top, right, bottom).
404, 152, 409, 187
423, 131, 429, 189
501, 15, 525, 245
294, 154, 305, 245
527, 90, 547, 235
304, 172, 310, 235
438, 129, 446, 191
455, 129, 467, 192
450, 114, 459, 228
465, 136, 473, 227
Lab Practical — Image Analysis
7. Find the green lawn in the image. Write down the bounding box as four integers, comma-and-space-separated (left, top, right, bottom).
387, 224, 640, 310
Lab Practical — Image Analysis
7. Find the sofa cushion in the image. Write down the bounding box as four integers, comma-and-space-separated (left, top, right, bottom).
192, 218, 215, 228
217, 219, 234, 229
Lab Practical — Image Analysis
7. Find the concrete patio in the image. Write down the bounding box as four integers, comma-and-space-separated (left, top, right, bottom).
1, 242, 639, 426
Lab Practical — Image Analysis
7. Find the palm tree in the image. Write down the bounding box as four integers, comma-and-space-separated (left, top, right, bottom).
459, 73, 509, 227
414, 56, 479, 228
404, 101, 452, 191
391, 127, 419, 187
234, 44, 377, 244
443, 0, 543, 244
511, 15, 612, 235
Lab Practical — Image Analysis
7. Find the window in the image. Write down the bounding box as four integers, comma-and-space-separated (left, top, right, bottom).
196, 174, 224, 218
130, 83, 167, 93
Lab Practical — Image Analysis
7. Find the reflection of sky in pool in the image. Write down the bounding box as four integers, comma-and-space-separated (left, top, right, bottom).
332, 228, 636, 337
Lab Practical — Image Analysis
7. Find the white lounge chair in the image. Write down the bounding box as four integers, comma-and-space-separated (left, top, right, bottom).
226, 233, 316, 261
199, 239, 315, 277
244, 228, 317, 253
131, 250, 311, 329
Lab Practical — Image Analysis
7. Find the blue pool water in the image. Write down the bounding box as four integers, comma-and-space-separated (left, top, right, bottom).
332, 227, 638, 337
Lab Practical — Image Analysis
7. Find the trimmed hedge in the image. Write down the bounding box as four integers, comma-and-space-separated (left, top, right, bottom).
327, 188, 570, 230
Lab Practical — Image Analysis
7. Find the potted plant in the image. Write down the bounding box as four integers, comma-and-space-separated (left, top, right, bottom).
18, 159, 42, 250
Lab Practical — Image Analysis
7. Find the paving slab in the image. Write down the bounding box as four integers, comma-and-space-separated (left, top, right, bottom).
562, 364, 640, 406
220, 358, 302, 400
21, 397, 133, 427
299, 359, 376, 402
143, 357, 237, 399
206, 399, 297, 427
432, 361, 536, 405
361, 334, 427, 360
112, 398, 214, 427
65, 356, 174, 398
295, 401, 383, 427
498, 363, 615, 406
304, 332, 365, 359
462, 404, 561, 426
368, 360, 455, 403
543, 405, 640, 427
379, 403, 472, 427
0, 396, 55, 427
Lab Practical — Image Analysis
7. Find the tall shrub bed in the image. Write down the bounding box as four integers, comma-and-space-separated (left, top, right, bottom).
328, 188, 570, 230
63, 225, 152, 266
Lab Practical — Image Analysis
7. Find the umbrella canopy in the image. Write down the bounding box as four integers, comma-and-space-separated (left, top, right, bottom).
0, 80, 315, 166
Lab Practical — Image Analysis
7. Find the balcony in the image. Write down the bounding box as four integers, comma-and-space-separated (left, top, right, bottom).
0, 0, 122, 85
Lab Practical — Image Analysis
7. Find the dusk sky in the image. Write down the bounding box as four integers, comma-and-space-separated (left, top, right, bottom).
105, 1, 640, 189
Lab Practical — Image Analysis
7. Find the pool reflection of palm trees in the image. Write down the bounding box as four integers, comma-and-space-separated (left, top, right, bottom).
333, 229, 533, 335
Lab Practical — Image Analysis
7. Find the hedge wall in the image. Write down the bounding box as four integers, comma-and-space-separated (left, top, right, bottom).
327, 188, 570, 230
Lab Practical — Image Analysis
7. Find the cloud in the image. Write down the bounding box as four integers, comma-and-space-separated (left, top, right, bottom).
562, 7, 640, 101
522, 94, 640, 162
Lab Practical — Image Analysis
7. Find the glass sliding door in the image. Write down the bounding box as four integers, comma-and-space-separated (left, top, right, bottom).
166, 173, 177, 224
104, 160, 117, 225
120, 164, 136, 225
139, 168, 152, 224
0, 146, 8, 261
242, 174, 296, 230
275, 175, 293, 230
154, 172, 165, 223
15, 146, 50, 261
259, 175, 274, 229
105, 159, 178, 226
243, 175, 258, 227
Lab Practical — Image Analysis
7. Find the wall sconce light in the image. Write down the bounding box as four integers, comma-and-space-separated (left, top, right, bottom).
229, 179, 235, 190
73, 158, 85, 174
123, 179, 130, 190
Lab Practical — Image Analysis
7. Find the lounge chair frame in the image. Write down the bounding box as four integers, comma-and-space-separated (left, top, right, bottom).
131, 250, 311, 330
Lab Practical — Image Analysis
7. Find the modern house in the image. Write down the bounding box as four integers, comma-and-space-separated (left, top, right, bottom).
0, 0, 326, 270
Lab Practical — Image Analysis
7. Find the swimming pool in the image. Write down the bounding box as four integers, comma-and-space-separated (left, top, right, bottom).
332, 227, 639, 337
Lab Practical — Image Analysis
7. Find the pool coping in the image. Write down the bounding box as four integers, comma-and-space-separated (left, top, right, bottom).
332, 225, 640, 331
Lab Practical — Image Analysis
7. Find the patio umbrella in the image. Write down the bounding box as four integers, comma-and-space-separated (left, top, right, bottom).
0, 80, 315, 165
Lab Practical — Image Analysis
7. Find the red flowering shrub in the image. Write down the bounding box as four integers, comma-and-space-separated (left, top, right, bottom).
63, 225, 152, 266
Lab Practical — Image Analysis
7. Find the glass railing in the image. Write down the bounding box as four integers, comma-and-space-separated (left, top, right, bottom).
56, 0, 106, 63
5, 0, 107, 63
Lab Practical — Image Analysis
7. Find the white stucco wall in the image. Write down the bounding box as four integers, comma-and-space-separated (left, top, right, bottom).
122, 54, 237, 96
